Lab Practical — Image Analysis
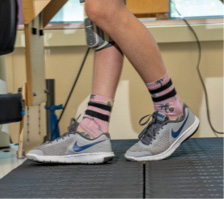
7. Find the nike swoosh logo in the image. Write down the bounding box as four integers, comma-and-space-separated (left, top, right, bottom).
171, 113, 189, 138
73, 140, 106, 152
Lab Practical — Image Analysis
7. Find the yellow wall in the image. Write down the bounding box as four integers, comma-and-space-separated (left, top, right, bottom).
4, 22, 223, 151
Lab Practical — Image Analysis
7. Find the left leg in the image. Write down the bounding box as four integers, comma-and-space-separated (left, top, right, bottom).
92, 44, 123, 98
77, 44, 124, 139
26, 44, 124, 164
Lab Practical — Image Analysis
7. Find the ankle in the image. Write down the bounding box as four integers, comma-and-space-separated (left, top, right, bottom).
154, 100, 184, 121
146, 73, 184, 121
77, 94, 113, 139
77, 117, 107, 139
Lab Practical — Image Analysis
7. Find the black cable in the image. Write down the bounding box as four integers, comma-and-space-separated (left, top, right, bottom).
50, 47, 91, 140
171, 1, 223, 135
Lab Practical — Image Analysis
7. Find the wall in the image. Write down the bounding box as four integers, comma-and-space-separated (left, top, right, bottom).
4, 21, 223, 151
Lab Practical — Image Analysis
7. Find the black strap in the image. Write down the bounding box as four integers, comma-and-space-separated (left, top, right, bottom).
88, 102, 112, 111
85, 110, 109, 122
152, 88, 177, 102
149, 79, 173, 94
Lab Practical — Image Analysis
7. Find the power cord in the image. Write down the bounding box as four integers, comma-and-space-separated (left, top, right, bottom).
171, 0, 223, 135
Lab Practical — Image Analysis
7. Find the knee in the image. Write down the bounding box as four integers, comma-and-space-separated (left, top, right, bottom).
85, 1, 106, 24
85, 1, 120, 28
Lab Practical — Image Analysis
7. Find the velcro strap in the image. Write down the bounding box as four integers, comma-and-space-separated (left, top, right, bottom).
152, 88, 177, 102
85, 110, 109, 122
88, 102, 112, 111
149, 79, 173, 94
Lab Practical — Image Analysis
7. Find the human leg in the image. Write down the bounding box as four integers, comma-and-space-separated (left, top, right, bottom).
77, 44, 124, 138
85, 0, 166, 83
92, 44, 123, 98
27, 44, 124, 164
85, 0, 183, 120
85, 0, 199, 161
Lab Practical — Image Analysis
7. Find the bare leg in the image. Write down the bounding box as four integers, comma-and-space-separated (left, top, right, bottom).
77, 44, 124, 138
85, 0, 166, 83
92, 44, 124, 98
85, 0, 184, 120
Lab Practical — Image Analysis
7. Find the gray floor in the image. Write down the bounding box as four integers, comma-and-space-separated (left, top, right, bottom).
0, 144, 25, 179
0, 138, 223, 198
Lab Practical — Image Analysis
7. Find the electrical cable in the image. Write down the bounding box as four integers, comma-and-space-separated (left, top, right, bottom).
50, 47, 91, 140
171, 0, 223, 135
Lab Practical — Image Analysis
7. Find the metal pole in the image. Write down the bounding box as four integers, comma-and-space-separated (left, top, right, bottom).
46, 79, 55, 141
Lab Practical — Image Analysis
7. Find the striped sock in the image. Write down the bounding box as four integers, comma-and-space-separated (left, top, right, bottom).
77, 94, 113, 139
146, 72, 184, 121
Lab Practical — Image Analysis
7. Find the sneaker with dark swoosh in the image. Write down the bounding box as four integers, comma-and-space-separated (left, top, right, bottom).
125, 104, 200, 161
27, 118, 115, 164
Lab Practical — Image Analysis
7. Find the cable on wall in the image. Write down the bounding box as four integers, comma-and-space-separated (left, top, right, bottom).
171, 0, 223, 135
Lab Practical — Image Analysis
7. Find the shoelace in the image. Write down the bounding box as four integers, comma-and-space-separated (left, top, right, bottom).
138, 112, 167, 145
51, 117, 80, 143
67, 117, 80, 132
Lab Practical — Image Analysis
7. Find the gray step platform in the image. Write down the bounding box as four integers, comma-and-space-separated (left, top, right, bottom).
0, 138, 223, 198
0, 140, 143, 198
145, 138, 223, 198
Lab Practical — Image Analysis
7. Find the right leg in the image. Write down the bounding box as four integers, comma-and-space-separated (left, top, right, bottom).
85, 0, 166, 83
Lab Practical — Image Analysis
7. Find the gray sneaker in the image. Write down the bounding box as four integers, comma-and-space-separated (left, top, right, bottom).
27, 119, 115, 164
125, 105, 200, 161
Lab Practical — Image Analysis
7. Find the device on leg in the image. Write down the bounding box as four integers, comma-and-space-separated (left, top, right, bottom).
80, 0, 125, 50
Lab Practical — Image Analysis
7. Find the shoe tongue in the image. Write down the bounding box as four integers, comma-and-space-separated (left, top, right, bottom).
156, 112, 167, 122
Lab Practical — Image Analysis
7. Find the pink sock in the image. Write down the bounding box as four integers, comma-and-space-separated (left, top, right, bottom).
77, 94, 113, 139
146, 72, 184, 120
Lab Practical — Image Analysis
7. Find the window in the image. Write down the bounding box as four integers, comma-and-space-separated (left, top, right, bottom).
49, 0, 224, 23
170, 0, 224, 19
50, 0, 84, 23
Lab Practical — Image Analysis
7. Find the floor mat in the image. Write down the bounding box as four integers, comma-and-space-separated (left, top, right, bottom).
145, 138, 223, 198
0, 138, 223, 198
0, 140, 143, 198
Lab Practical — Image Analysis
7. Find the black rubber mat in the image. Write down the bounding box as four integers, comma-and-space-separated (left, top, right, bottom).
0, 138, 223, 198
145, 138, 223, 198
0, 140, 143, 198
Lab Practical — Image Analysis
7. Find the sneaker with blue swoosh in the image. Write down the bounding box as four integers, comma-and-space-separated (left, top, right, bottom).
27, 118, 115, 164
125, 104, 200, 161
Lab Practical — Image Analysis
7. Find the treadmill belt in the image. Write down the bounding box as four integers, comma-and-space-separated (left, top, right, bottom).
0, 138, 223, 198
145, 138, 223, 198
0, 140, 143, 198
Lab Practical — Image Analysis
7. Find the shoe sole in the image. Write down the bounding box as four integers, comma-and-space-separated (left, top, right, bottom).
125, 116, 200, 161
27, 152, 115, 164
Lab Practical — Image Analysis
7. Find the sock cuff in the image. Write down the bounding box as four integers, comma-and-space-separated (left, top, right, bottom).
146, 72, 170, 90
149, 79, 173, 95
90, 94, 114, 106
84, 94, 113, 122
85, 110, 110, 122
